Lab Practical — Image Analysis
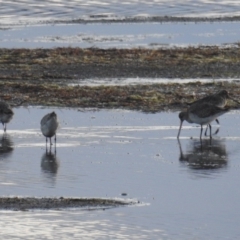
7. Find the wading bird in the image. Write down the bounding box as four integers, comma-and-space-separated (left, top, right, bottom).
41, 111, 59, 146
187, 90, 239, 135
177, 103, 229, 139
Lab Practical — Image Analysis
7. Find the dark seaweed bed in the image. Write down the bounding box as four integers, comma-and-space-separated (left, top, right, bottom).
1, 47, 240, 112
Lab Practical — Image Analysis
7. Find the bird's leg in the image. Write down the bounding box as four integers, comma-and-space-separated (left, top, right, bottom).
214, 127, 220, 135
204, 124, 209, 136
55, 134, 56, 144
209, 124, 212, 139
205, 119, 220, 137
50, 137, 53, 145
206, 125, 220, 137
200, 125, 203, 139
45, 138, 49, 152
4, 124, 6, 132
45, 143, 49, 153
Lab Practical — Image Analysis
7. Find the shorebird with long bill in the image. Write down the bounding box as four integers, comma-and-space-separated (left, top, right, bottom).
177, 103, 229, 139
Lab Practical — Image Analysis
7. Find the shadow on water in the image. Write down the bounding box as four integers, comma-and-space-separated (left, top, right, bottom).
0, 133, 14, 160
41, 147, 59, 186
178, 138, 228, 172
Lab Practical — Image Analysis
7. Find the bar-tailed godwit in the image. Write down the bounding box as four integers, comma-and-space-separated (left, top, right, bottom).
41, 111, 59, 146
187, 90, 239, 135
177, 103, 229, 139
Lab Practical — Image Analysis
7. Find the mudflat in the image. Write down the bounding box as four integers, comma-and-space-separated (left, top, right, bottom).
0, 197, 136, 211
1, 47, 240, 111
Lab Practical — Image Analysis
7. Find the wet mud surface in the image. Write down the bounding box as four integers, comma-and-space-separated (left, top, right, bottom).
1, 47, 240, 81
2, 81, 240, 112
0, 197, 135, 211
61, 15, 240, 24
1, 47, 240, 112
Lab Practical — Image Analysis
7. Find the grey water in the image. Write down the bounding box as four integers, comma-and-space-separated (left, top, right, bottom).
0, 0, 240, 24
1, 1, 240, 49
1, 107, 240, 239
1, 21, 240, 49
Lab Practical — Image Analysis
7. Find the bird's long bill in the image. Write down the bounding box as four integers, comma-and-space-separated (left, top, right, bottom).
177, 120, 183, 139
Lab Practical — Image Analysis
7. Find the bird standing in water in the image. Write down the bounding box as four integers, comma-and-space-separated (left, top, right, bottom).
41, 112, 59, 146
0, 101, 14, 132
177, 103, 229, 139
187, 90, 239, 135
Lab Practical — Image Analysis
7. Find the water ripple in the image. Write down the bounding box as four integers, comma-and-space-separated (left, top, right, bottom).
1, 0, 240, 25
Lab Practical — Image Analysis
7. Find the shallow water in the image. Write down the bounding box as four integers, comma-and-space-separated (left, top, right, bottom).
1, 0, 240, 25
1, 21, 240, 49
69, 77, 240, 86
1, 106, 240, 239
1, 1, 240, 49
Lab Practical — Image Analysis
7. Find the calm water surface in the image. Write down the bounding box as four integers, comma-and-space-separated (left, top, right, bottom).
1, 21, 240, 49
1, 1, 240, 49
0, 0, 240, 24
0, 107, 240, 239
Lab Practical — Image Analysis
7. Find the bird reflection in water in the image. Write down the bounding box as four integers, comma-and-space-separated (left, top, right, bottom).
41, 147, 59, 185
178, 138, 228, 171
0, 133, 14, 159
